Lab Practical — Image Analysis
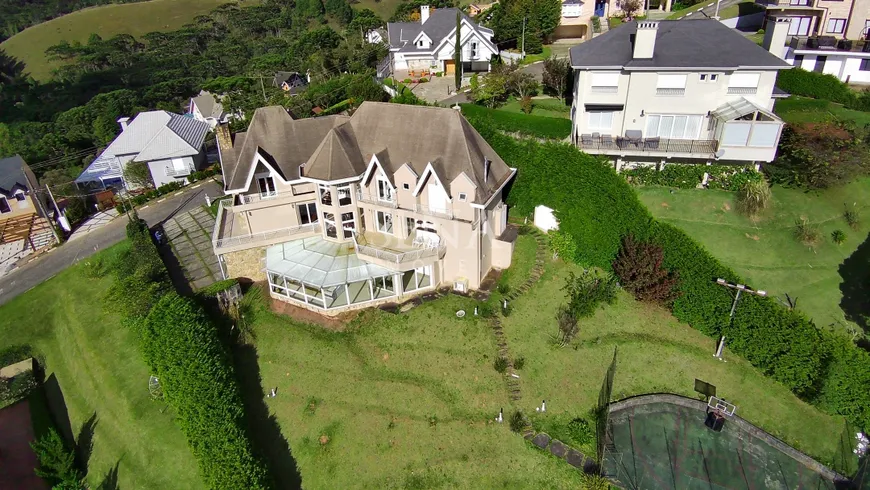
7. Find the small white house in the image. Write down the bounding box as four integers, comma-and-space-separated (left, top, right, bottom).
76, 111, 211, 190
189, 90, 231, 129
381, 6, 498, 74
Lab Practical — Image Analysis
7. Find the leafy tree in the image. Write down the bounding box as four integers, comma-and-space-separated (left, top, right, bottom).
505, 67, 539, 99
489, 0, 560, 48
561, 269, 619, 319
470, 72, 508, 108
612, 235, 680, 305
122, 161, 153, 190
31, 429, 85, 489
616, 0, 643, 20
349, 9, 384, 40
542, 56, 570, 102
556, 304, 579, 346
325, 0, 354, 25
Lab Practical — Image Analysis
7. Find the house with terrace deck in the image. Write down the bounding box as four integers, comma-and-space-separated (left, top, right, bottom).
212, 102, 516, 314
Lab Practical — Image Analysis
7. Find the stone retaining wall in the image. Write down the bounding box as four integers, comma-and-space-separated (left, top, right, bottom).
608, 393, 849, 484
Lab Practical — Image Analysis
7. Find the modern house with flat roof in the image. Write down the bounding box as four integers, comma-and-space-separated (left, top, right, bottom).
570, 20, 792, 170
212, 102, 516, 314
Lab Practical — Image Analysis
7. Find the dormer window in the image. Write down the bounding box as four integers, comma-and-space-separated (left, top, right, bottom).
14, 191, 26, 201
0, 197, 10, 214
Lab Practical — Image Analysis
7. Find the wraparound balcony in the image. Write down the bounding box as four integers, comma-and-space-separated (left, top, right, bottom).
212, 198, 320, 254
352, 230, 446, 270
357, 190, 457, 220
578, 134, 718, 157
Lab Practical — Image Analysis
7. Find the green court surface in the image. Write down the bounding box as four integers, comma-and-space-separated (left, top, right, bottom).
604, 402, 836, 490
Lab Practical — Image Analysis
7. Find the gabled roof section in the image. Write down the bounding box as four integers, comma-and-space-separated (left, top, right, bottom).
0, 156, 30, 197
389, 8, 493, 53
191, 90, 224, 119
570, 20, 791, 70
305, 102, 513, 205
134, 113, 210, 162
223, 106, 350, 191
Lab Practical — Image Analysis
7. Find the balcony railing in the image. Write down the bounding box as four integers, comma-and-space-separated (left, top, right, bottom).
357, 191, 398, 208
656, 88, 685, 96
579, 135, 718, 155
214, 223, 321, 251
353, 233, 446, 265
165, 163, 195, 177
241, 191, 279, 204
727, 87, 758, 95
415, 203, 454, 220
790, 36, 870, 52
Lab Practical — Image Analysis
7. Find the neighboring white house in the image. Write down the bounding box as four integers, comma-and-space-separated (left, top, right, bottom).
381, 6, 498, 74
366, 28, 387, 44
762, 15, 870, 83
189, 90, 231, 129
76, 111, 211, 190
570, 20, 792, 170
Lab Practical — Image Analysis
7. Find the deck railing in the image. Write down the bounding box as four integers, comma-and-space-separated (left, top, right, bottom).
352, 232, 445, 264
578, 136, 718, 155
213, 198, 320, 251
414, 203, 454, 220
356, 191, 398, 208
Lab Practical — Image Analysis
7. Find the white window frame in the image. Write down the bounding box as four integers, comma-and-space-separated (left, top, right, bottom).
376, 210, 394, 235
656, 74, 687, 95
827, 18, 846, 34
337, 184, 352, 206
587, 111, 614, 131
458, 192, 468, 202
256, 173, 277, 199
0, 196, 10, 214
590, 72, 619, 93
645, 114, 705, 140
323, 212, 337, 238
788, 16, 812, 36
341, 212, 356, 239
377, 176, 394, 202
729, 73, 760, 88
299, 202, 318, 225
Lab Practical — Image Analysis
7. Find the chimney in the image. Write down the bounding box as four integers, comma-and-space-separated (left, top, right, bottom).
421, 5, 430, 24
117, 117, 130, 131
632, 21, 659, 59
763, 16, 791, 59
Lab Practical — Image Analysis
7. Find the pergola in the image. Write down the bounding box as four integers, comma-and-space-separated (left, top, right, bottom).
0, 213, 48, 250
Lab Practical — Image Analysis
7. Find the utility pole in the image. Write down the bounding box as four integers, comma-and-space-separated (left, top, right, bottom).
260, 76, 267, 103
713, 0, 721, 20
521, 17, 527, 58
22, 170, 60, 245
713, 278, 767, 360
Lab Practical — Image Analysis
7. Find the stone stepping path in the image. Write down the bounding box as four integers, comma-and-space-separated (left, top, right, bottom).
490, 228, 548, 405
526, 432, 600, 475
162, 207, 221, 291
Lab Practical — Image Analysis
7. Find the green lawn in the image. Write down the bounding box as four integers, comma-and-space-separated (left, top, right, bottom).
244, 289, 586, 488
497, 233, 539, 292
775, 96, 870, 126
500, 254, 844, 465
0, 244, 203, 489
497, 96, 571, 119
1, 0, 247, 81
666, 0, 760, 19
636, 179, 870, 338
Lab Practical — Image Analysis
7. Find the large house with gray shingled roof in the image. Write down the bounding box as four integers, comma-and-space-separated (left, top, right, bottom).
212, 102, 516, 315
379, 6, 498, 75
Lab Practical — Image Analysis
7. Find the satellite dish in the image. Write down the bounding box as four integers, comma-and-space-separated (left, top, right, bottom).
714, 149, 726, 160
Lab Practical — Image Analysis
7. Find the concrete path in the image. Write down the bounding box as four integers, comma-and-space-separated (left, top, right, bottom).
68, 209, 119, 241
161, 206, 221, 291
0, 179, 223, 306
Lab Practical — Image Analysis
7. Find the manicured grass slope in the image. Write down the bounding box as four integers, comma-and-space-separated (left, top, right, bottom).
636, 180, 870, 337
1, 0, 240, 80
501, 256, 843, 464
0, 244, 204, 489
775, 96, 870, 126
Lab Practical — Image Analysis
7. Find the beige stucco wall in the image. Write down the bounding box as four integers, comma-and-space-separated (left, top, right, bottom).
223, 247, 266, 281
449, 174, 476, 222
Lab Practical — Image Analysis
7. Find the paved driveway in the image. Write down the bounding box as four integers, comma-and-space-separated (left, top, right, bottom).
161, 206, 221, 291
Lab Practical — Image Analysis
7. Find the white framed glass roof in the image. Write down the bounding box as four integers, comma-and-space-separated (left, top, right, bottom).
265, 236, 395, 288
711, 98, 781, 123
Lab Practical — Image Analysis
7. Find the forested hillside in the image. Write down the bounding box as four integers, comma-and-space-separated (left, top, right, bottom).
0, 0, 144, 42
0, 0, 392, 181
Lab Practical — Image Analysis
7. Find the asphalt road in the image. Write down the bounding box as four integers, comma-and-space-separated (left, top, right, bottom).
0, 179, 223, 307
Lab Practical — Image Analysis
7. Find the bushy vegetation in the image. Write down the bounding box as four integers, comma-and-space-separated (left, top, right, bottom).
0, 0, 143, 42
110, 216, 269, 488
468, 117, 870, 429
612, 235, 680, 305
735, 174, 772, 217
766, 122, 870, 189
776, 68, 870, 112
31, 428, 85, 489
624, 164, 761, 191
461, 103, 571, 140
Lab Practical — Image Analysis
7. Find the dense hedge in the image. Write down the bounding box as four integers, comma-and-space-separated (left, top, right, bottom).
623, 164, 760, 191
143, 293, 268, 489
461, 104, 573, 140
113, 217, 269, 488
776, 68, 870, 111
471, 119, 870, 429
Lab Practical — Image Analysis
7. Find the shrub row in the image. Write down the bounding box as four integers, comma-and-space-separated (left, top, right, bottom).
112, 216, 269, 488
460, 103, 573, 140
776, 68, 870, 111
623, 164, 760, 191
115, 166, 219, 214
470, 120, 870, 429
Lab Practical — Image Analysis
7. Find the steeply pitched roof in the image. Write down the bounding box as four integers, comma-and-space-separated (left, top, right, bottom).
191, 90, 224, 119
101, 111, 210, 160
569, 20, 791, 70
0, 156, 30, 197
303, 102, 513, 205
388, 8, 494, 53
272, 71, 308, 93
222, 107, 350, 191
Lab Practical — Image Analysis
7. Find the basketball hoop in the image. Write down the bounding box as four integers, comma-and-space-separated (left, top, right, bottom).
707, 396, 737, 416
